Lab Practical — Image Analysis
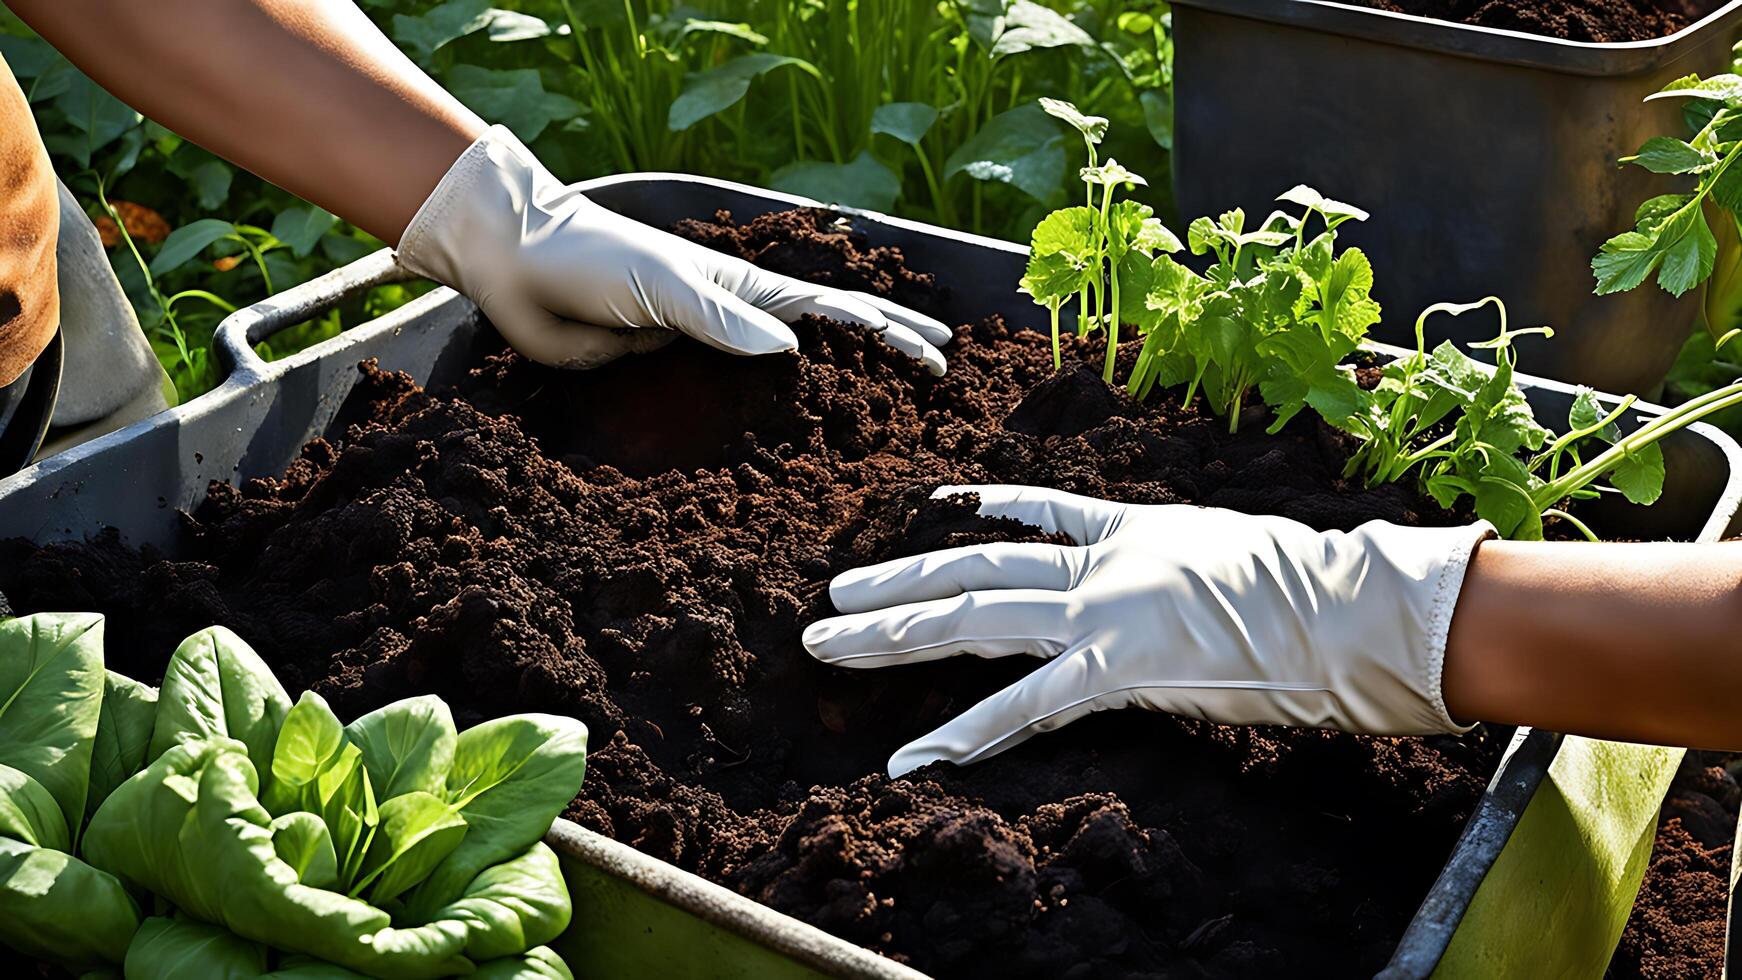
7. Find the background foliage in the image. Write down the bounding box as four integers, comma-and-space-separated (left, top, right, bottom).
0, 0, 1174, 402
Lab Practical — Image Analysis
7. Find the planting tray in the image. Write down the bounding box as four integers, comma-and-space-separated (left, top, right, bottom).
1169, 0, 1742, 396
1, 175, 1739, 978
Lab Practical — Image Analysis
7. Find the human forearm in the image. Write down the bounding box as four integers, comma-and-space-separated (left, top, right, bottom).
1444, 539, 1742, 748
9, 0, 484, 242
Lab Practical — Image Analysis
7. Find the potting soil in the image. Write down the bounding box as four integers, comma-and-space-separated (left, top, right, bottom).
3, 208, 1571, 978
1352, 0, 1722, 41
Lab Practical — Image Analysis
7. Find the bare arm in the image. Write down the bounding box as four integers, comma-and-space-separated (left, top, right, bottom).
8, 0, 485, 242
1444, 540, 1742, 749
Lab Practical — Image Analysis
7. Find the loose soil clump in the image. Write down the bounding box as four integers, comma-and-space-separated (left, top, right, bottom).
1351, 0, 1721, 41
5, 208, 1548, 977
1610, 751, 1740, 980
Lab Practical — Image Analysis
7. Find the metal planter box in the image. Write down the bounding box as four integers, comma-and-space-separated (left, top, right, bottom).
1170, 0, 1742, 395
1, 175, 1738, 978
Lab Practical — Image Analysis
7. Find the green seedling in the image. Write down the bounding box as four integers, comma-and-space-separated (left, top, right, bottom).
1344, 296, 1742, 541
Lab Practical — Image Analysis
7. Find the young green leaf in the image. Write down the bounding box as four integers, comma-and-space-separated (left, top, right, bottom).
263, 690, 349, 817
353, 791, 468, 905
430, 842, 571, 963
668, 54, 819, 132
1038, 97, 1108, 145
1275, 184, 1370, 227
86, 670, 158, 821
272, 811, 339, 890
402, 714, 586, 920
944, 103, 1068, 205
150, 626, 292, 782
344, 696, 458, 803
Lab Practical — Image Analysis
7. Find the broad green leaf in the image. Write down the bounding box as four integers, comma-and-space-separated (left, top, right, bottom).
0, 836, 138, 970
944, 103, 1068, 205
1657, 208, 1718, 297
1569, 388, 1620, 440
1627, 136, 1717, 174
392, 0, 492, 63
1593, 229, 1666, 295
404, 715, 586, 919
769, 152, 901, 212
150, 626, 291, 783
432, 843, 571, 962
355, 791, 468, 905
446, 65, 582, 143
1470, 453, 1543, 539
150, 219, 237, 277
273, 812, 339, 890
51, 72, 142, 167
0, 613, 105, 842
344, 695, 457, 803
1037, 97, 1107, 144
166, 148, 234, 210
122, 916, 268, 978
1609, 444, 1667, 505
483, 9, 557, 43
0, 35, 60, 78
86, 670, 158, 821
1321, 248, 1383, 338
1139, 89, 1173, 151
0, 763, 69, 851
271, 207, 339, 259
667, 54, 817, 132
984, 0, 1096, 57
1649, 72, 1742, 105
471, 946, 574, 980
1023, 207, 1096, 303
871, 102, 940, 147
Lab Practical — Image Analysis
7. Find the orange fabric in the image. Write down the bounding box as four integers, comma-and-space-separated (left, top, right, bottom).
0, 51, 57, 386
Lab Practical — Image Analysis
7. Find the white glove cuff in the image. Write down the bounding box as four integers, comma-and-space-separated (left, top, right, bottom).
1351, 519, 1496, 735
396, 125, 545, 295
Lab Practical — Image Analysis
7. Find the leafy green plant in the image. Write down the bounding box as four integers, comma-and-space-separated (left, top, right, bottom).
1109, 182, 1377, 434
1335, 296, 1742, 540
1593, 71, 1742, 351
0, 614, 586, 978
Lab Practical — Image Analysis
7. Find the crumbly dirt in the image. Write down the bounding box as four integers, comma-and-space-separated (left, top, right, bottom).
4, 208, 1547, 977
1351, 0, 1721, 41
1609, 752, 1739, 980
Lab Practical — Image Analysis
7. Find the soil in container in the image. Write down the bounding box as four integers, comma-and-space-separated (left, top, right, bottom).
7, 208, 1575, 978
1348, 0, 1722, 41
1609, 750, 1740, 980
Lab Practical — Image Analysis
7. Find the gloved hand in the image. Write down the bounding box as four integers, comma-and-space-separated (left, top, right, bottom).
396, 125, 950, 373
804, 486, 1495, 777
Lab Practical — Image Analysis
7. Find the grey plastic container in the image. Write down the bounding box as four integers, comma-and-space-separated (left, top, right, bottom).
1169, 0, 1742, 396
0, 175, 1737, 978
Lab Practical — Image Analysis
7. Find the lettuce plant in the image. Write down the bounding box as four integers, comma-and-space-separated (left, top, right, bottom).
0, 614, 585, 979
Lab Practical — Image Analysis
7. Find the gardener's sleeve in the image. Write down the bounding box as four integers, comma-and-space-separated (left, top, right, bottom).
0, 50, 58, 387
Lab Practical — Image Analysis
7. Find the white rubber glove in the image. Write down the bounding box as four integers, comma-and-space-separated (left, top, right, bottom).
396, 125, 949, 373
804, 486, 1495, 778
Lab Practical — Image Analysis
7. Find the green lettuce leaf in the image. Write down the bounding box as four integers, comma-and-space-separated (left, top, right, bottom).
87, 669, 158, 821
0, 836, 139, 970
150, 626, 292, 781
0, 612, 106, 842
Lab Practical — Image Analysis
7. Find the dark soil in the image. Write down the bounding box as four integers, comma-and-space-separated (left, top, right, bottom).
1609, 752, 1740, 980
1351, 0, 1722, 41
5, 208, 1528, 978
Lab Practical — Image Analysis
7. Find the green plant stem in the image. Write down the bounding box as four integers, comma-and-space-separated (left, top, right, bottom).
1050, 300, 1062, 371
1535, 380, 1742, 507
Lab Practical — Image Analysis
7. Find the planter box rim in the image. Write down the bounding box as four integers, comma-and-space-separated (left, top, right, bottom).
1170, 0, 1742, 76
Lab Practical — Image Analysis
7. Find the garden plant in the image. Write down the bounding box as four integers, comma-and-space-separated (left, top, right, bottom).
0, 0, 1172, 402
0, 611, 586, 978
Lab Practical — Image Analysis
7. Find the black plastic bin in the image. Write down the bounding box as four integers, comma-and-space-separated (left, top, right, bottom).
1171, 0, 1742, 395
